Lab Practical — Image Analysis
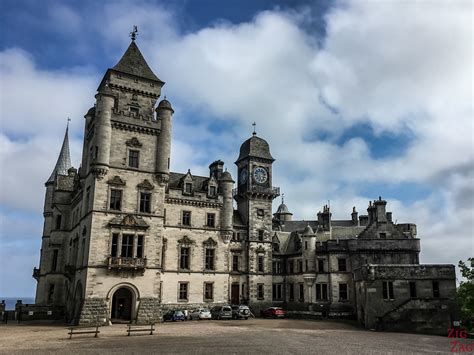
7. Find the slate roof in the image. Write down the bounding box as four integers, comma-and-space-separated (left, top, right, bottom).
47, 126, 72, 183
236, 134, 274, 163
112, 41, 162, 82
168, 172, 210, 192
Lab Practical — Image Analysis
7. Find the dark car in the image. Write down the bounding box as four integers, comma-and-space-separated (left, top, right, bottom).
163, 310, 186, 322
231, 305, 250, 319
210, 305, 233, 320
261, 307, 285, 318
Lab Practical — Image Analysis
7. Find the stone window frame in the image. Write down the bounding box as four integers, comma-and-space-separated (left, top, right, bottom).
206, 213, 216, 228
409, 281, 417, 298
298, 283, 305, 302
51, 249, 59, 272
382, 281, 395, 301
203, 238, 217, 272
337, 258, 347, 272
232, 253, 240, 272
203, 282, 214, 302
432, 281, 440, 298
257, 255, 265, 273
317, 258, 325, 272
47, 284, 55, 303
288, 283, 294, 301
181, 210, 192, 226
177, 236, 194, 271
108, 187, 123, 211
136, 179, 154, 214
128, 148, 140, 169
178, 282, 189, 302
257, 283, 265, 300
288, 259, 294, 274
338, 283, 349, 302
109, 230, 146, 259
272, 283, 283, 301
316, 283, 329, 301
258, 230, 264, 241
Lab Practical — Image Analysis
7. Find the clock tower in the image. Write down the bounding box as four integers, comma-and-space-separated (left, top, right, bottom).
234, 132, 279, 309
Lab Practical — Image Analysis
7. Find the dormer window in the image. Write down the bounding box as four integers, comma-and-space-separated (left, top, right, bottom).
184, 183, 192, 194
130, 106, 139, 116
209, 185, 216, 197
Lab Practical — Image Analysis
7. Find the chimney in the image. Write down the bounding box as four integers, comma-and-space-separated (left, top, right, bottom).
386, 212, 392, 222
351, 206, 358, 226
373, 196, 387, 222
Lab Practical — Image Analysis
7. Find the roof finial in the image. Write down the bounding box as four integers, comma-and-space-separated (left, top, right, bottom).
252, 122, 256, 136
130, 25, 138, 41
67, 117, 71, 129
281, 193, 285, 204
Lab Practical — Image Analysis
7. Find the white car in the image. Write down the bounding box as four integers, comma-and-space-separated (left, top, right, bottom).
190, 308, 212, 320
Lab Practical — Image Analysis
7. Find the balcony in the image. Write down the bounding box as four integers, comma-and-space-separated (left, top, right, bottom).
233, 186, 280, 198
107, 256, 147, 271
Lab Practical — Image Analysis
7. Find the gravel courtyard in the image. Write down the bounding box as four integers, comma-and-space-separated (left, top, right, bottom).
0, 318, 466, 354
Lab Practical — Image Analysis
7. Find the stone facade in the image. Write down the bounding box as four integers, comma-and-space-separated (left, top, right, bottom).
33, 38, 456, 334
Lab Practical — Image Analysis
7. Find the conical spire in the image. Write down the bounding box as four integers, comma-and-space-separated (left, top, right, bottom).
47, 125, 72, 183
112, 41, 162, 82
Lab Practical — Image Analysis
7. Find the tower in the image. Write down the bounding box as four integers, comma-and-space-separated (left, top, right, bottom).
234, 131, 279, 309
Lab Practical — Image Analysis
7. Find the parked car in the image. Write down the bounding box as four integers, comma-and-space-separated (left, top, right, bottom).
231, 305, 250, 320
210, 305, 233, 320
190, 308, 212, 320
261, 307, 285, 318
163, 310, 186, 322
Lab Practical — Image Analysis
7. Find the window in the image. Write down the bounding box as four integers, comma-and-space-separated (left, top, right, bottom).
316, 283, 328, 301
339, 283, 348, 301
409, 281, 417, 298
318, 259, 324, 272
179, 282, 188, 301
111, 233, 118, 256
289, 283, 294, 301
257, 256, 264, 272
184, 183, 192, 194
136, 235, 144, 258
305, 241, 308, 250
338, 258, 347, 272
182, 211, 191, 226
257, 209, 264, 216
139, 192, 151, 213
257, 284, 264, 300
130, 106, 139, 116
272, 284, 283, 301
51, 249, 58, 271
288, 260, 294, 274
379, 232, 387, 239
232, 254, 239, 271
258, 230, 264, 241
109, 189, 122, 210
48, 284, 55, 302
180, 247, 190, 269
55, 215, 62, 230
433, 281, 440, 298
382, 281, 394, 300
128, 149, 139, 168
204, 283, 213, 301
305, 260, 308, 272
121, 234, 134, 257
85, 187, 91, 212
80, 239, 85, 266
298, 260, 303, 273
209, 186, 216, 197
206, 213, 215, 228
205, 248, 215, 270
299, 283, 304, 302
232, 232, 240, 241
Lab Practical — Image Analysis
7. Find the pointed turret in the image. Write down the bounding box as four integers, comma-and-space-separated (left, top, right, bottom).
111, 41, 162, 83
47, 125, 72, 183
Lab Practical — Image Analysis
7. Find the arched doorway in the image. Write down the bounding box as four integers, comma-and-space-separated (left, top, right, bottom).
111, 287, 133, 322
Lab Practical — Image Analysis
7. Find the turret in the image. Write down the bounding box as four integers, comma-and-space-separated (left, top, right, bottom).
302, 224, 316, 272
91, 85, 115, 179
209, 160, 224, 179
155, 98, 174, 185
317, 205, 331, 231
80, 107, 95, 177
219, 170, 234, 243
274, 195, 293, 223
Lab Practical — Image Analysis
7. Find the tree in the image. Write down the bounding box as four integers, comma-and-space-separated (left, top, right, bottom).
457, 258, 474, 330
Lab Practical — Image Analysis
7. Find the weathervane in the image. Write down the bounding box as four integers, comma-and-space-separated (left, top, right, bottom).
252, 122, 256, 136
130, 25, 138, 41
281, 193, 285, 204
67, 117, 71, 129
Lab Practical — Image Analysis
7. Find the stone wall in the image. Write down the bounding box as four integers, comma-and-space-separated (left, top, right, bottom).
79, 298, 108, 325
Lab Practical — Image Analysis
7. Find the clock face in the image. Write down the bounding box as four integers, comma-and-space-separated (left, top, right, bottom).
239, 168, 248, 184
253, 167, 268, 184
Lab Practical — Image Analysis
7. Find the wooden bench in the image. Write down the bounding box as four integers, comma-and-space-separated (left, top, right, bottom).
68, 325, 100, 339
127, 323, 155, 336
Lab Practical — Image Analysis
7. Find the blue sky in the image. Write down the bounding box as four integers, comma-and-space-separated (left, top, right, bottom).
0, 0, 472, 297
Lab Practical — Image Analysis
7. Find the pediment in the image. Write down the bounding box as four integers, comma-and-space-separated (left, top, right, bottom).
107, 175, 126, 186
109, 214, 149, 230
203, 237, 217, 247
137, 179, 154, 190
125, 137, 142, 148
178, 235, 194, 245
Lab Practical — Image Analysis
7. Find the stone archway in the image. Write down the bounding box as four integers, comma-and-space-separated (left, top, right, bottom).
108, 284, 139, 323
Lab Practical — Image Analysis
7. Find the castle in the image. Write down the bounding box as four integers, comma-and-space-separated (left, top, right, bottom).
33, 37, 456, 334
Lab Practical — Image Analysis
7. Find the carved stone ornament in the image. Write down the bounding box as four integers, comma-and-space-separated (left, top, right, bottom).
255, 245, 266, 254
107, 175, 126, 186
178, 235, 194, 246
91, 167, 108, 180
221, 231, 232, 244
108, 214, 149, 230
125, 137, 142, 148
154, 173, 169, 187
203, 237, 217, 247
137, 179, 154, 190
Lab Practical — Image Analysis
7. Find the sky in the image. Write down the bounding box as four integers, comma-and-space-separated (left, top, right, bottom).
0, 0, 472, 297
